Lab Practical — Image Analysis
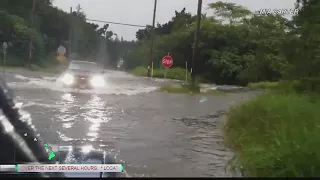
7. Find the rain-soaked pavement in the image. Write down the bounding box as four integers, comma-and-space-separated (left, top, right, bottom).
2, 69, 259, 177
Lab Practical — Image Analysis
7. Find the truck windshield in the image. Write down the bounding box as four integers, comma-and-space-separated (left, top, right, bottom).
69, 61, 98, 72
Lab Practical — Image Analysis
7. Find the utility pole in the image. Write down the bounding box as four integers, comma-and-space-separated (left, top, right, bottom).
191, 0, 202, 88
68, 7, 72, 61
28, 0, 36, 68
147, 0, 157, 77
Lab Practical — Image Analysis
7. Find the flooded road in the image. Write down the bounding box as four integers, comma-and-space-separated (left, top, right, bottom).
3, 69, 258, 177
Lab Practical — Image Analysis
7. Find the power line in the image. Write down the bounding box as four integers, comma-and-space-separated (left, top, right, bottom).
85, 18, 147, 28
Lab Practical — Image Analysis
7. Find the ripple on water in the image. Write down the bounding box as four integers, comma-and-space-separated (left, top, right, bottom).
170, 111, 234, 177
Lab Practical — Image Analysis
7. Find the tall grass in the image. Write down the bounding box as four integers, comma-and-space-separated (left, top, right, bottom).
224, 91, 320, 177
247, 81, 280, 89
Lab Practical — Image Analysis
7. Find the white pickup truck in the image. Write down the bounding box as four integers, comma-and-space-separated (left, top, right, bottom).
61, 60, 105, 89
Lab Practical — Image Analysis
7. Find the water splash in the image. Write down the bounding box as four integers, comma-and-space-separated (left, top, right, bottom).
9, 72, 158, 95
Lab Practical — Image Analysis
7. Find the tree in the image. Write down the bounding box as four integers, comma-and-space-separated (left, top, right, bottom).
208, 1, 252, 24
124, 1, 313, 85
288, 0, 320, 78
0, 2, 134, 68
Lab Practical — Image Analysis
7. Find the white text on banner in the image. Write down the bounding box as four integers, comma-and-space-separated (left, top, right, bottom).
17, 164, 123, 173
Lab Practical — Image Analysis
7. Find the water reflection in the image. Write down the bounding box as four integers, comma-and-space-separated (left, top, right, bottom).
59, 93, 76, 130
55, 93, 77, 141
63, 122, 73, 129
83, 95, 111, 141
54, 93, 113, 143
61, 93, 75, 102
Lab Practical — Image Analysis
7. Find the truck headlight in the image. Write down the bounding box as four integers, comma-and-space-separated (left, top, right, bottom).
90, 75, 105, 87
62, 73, 74, 85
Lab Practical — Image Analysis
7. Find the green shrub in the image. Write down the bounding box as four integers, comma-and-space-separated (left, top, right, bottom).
247, 79, 320, 94
0, 54, 25, 67
296, 77, 320, 93
224, 92, 320, 177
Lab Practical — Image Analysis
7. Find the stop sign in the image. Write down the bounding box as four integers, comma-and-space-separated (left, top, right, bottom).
161, 55, 173, 68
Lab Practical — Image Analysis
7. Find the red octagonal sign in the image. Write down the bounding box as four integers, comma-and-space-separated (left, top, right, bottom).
161, 55, 173, 68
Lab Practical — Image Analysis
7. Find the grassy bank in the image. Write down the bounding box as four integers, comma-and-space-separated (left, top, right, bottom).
131, 66, 189, 81
224, 89, 320, 177
0, 64, 63, 74
29, 64, 63, 74
0, 54, 64, 74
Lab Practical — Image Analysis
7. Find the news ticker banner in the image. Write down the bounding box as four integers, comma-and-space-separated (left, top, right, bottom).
0, 164, 124, 173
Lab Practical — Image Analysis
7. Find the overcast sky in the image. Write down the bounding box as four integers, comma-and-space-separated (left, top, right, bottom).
52, 0, 296, 41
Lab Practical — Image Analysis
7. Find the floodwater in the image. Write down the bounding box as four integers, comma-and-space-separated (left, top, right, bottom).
2, 69, 258, 177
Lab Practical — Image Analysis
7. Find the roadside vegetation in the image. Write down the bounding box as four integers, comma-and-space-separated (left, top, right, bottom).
247, 81, 280, 90
160, 84, 199, 94
0, 63, 62, 74
225, 84, 320, 177
131, 66, 189, 81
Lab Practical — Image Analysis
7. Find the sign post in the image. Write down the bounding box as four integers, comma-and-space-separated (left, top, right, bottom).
2, 42, 8, 74
185, 62, 188, 82
151, 61, 154, 78
161, 54, 173, 82
56, 45, 67, 64
164, 68, 167, 81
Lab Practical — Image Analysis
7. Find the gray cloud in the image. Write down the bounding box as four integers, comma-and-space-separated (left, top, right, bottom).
52, 0, 296, 40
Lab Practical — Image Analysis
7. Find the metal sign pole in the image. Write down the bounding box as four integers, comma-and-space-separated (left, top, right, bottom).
164, 68, 167, 82
165, 52, 169, 82
2, 42, 8, 75
185, 62, 188, 82
151, 61, 154, 78
3, 51, 6, 74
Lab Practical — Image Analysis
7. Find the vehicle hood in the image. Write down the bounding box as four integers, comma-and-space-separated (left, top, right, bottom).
49, 144, 121, 178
